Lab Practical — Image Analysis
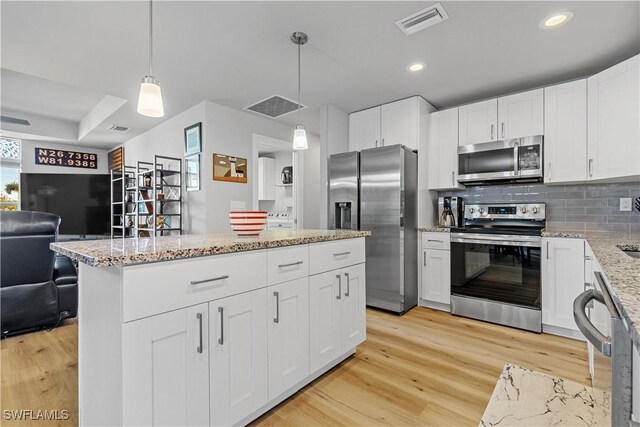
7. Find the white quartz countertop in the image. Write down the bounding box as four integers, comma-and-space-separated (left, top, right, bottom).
50, 229, 371, 267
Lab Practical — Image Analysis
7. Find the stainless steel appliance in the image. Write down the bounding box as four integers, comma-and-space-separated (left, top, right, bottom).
457, 135, 543, 185
450, 202, 545, 332
438, 196, 462, 228
281, 166, 293, 184
328, 145, 418, 314
574, 272, 633, 426
266, 211, 294, 230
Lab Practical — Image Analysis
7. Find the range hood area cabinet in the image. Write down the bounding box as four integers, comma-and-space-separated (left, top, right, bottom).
348, 96, 431, 152
544, 54, 640, 184
458, 88, 544, 146
428, 108, 464, 190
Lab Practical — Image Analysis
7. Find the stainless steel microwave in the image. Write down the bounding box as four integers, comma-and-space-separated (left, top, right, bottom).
457, 136, 543, 185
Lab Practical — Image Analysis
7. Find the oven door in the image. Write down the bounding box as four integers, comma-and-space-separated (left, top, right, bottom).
450, 233, 542, 310
457, 139, 519, 183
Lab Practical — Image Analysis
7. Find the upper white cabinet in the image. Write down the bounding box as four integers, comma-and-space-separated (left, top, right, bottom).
458, 89, 543, 145
542, 238, 585, 334
458, 99, 498, 145
544, 79, 588, 183
348, 106, 381, 152
258, 157, 276, 201
588, 54, 640, 180
428, 108, 463, 190
349, 96, 425, 152
497, 89, 544, 140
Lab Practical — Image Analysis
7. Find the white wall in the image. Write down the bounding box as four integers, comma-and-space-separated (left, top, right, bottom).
319, 105, 349, 229
20, 139, 109, 174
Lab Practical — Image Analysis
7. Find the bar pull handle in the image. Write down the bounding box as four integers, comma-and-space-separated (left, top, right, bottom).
546, 241, 550, 260
427, 239, 443, 243
382, 138, 385, 146
548, 162, 551, 181
196, 313, 203, 354
588, 158, 594, 177
501, 122, 505, 138
278, 261, 303, 268
217, 307, 224, 345
423, 251, 427, 266
333, 251, 351, 257
273, 291, 280, 323
345, 272, 350, 297
451, 171, 455, 186
191, 275, 229, 286
375, 140, 378, 148
336, 274, 342, 300
490, 124, 494, 140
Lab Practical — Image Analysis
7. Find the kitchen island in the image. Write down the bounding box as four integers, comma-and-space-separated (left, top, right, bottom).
51, 229, 370, 427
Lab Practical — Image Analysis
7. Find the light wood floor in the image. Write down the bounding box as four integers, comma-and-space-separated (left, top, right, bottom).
1, 308, 589, 427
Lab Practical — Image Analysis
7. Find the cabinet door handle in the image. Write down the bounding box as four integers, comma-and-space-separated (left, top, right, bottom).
548, 163, 551, 180
345, 272, 350, 297
278, 261, 303, 268
490, 124, 494, 140
217, 307, 224, 345
382, 138, 385, 146
501, 122, 505, 138
273, 291, 280, 324
427, 239, 443, 243
196, 313, 203, 354
375, 140, 378, 148
546, 242, 550, 260
191, 275, 229, 286
333, 251, 351, 257
588, 159, 594, 177
336, 274, 342, 300
423, 252, 427, 266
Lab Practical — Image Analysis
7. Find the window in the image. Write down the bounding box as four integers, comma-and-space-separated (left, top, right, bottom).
0, 138, 21, 211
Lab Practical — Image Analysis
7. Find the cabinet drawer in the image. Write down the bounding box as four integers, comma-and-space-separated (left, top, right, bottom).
267, 245, 309, 286
309, 238, 365, 275
421, 233, 450, 250
122, 250, 267, 322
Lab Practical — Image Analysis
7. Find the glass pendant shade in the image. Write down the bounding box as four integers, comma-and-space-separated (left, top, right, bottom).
293, 124, 308, 150
137, 76, 164, 117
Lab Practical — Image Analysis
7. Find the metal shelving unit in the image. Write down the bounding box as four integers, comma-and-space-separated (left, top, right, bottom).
110, 166, 137, 238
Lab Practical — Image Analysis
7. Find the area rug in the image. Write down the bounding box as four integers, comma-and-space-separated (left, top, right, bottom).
479, 364, 610, 426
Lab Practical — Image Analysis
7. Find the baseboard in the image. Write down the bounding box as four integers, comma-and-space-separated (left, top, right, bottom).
543, 324, 586, 341
419, 299, 450, 312
239, 348, 357, 426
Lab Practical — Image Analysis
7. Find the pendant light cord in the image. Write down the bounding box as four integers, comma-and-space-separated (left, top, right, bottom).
148, 0, 153, 77
297, 41, 301, 123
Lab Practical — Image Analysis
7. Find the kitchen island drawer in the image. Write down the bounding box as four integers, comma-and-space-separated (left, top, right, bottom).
267, 245, 309, 285
422, 232, 451, 250
122, 250, 267, 322
309, 238, 365, 275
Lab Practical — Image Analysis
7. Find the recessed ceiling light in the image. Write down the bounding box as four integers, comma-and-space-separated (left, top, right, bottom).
540, 11, 573, 29
407, 62, 426, 72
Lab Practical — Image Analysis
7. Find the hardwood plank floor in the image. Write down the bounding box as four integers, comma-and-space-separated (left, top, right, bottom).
1, 308, 589, 426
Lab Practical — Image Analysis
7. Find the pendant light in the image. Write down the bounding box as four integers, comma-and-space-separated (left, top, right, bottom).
137, 0, 164, 117
291, 32, 308, 150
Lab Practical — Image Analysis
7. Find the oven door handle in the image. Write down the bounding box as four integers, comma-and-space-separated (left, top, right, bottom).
573, 289, 612, 356
513, 141, 520, 177
451, 237, 541, 247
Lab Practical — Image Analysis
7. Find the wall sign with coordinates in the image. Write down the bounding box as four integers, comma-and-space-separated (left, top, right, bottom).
35, 147, 98, 169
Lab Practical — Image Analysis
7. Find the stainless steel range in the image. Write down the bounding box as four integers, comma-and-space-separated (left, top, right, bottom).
450, 202, 546, 332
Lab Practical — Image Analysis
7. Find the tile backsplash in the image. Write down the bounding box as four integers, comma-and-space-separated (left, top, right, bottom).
438, 181, 640, 233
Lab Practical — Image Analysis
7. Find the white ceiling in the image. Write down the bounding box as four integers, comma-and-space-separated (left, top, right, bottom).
1, 1, 639, 149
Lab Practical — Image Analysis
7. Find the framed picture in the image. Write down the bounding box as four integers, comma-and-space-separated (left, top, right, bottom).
185, 154, 200, 192
184, 122, 202, 156
213, 153, 247, 183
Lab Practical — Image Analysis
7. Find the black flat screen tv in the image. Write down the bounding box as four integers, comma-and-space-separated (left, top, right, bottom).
20, 173, 111, 236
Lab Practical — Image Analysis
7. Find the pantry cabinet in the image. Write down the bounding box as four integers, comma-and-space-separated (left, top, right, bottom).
458, 99, 497, 145
348, 106, 381, 152
542, 238, 585, 334
428, 108, 463, 190
587, 54, 640, 180
544, 79, 588, 183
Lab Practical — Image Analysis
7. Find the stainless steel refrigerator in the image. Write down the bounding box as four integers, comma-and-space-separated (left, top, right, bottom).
328, 145, 418, 314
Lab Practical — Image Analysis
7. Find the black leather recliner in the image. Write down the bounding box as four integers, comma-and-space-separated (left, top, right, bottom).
1, 211, 78, 337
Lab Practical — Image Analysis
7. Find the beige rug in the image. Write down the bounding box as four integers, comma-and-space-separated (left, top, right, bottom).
479, 364, 610, 426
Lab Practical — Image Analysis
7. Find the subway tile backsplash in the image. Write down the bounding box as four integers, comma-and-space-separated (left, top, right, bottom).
438, 181, 640, 233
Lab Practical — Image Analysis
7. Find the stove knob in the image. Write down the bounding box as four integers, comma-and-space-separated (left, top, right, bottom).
532, 207, 539, 214
521, 207, 528, 214
478, 208, 485, 214
468, 208, 475, 214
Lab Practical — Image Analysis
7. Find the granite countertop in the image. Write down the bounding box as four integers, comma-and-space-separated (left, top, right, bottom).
543, 229, 640, 349
51, 229, 371, 268
418, 226, 451, 232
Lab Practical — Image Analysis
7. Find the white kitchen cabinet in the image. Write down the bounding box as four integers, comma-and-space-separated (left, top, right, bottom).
309, 263, 366, 373
544, 80, 588, 183
458, 99, 498, 145
542, 238, 585, 333
587, 54, 640, 180
267, 277, 309, 400
210, 289, 268, 426
421, 248, 451, 306
497, 89, 544, 140
348, 106, 381, 152
122, 304, 209, 427
633, 345, 640, 424
258, 157, 276, 200
428, 108, 463, 190
381, 97, 419, 150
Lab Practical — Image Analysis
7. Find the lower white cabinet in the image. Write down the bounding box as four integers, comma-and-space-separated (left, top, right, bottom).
267, 277, 310, 400
210, 289, 268, 426
633, 345, 640, 424
123, 304, 210, 427
542, 238, 585, 333
309, 263, 366, 373
421, 248, 451, 306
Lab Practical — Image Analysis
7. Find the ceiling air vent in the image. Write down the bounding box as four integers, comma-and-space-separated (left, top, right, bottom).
108, 124, 131, 133
245, 95, 306, 119
0, 115, 31, 126
395, 3, 449, 36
